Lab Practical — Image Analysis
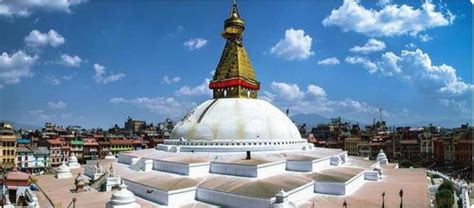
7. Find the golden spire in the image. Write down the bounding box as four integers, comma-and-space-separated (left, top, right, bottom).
209, 0, 260, 99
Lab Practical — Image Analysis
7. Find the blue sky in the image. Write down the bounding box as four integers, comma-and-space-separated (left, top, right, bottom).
0, 0, 472, 128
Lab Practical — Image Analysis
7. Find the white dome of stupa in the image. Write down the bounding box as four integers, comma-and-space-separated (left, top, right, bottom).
376, 149, 389, 165
107, 184, 140, 208
164, 98, 309, 152
58, 162, 71, 173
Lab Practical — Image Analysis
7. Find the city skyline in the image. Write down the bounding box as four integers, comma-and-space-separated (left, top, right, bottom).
0, 0, 472, 128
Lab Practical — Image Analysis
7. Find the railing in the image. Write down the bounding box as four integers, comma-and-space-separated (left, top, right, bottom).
427, 170, 471, 208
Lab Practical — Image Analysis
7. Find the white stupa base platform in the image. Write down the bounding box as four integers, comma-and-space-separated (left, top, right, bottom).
56, 172, 73, 179
68, 162, 81, 169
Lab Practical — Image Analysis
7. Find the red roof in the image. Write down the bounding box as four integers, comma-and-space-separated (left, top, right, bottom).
132, 140, 142, 144
400, 140, 418, 144
109, 139, 132, 145
47, 139, 62, 145
6, 168, 29, 181
84, 138, 99, 146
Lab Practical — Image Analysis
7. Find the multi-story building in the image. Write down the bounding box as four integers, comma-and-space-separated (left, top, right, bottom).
442, 136, 455, 162
109, 139, 133, 155
419, 132, 434, 163
0, 122, 17, 168
31, 146, 49, 173
70, 138, 84, 159
83, 138, 99, 160
399, 139, 419, 160
358, 140, 370, 157
455, 138, 472, 166
98, 140, 111, 159
47, 138, 63, 167
125, 117, 145, 133
16, 147, 34, 172
344, 137, 360, 156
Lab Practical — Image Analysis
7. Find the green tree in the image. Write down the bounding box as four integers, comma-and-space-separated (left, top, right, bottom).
436, 189, 454, 208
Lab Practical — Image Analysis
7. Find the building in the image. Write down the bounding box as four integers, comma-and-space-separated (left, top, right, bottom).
0, 122, 17, 168
83, 138, 99, 160
109, 139, 132, 155
70, 137, 84, 159
124, 117, 145, 133
16, 146, 49, 174
46, 138, 63, 167
344, 137, 360, 156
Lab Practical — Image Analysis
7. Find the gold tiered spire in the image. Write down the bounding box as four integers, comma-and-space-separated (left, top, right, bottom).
209, 0, 260, 99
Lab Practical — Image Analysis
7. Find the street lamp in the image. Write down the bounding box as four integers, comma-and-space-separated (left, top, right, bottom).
381, 191, 386, 208
399, 189, 404, 208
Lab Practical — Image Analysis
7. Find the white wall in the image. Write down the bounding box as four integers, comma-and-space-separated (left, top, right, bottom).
196, 187, 271, 207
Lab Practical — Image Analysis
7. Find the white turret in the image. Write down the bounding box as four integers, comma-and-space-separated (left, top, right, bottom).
56, 161, 73, 179
105, 151, 116, 159
106, 183, 141, 208
376, 149, 389, 165
68, 153, 80, 169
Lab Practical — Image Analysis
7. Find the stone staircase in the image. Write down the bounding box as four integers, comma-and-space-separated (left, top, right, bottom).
129, 157, 146, 171
90, 173, 107, 191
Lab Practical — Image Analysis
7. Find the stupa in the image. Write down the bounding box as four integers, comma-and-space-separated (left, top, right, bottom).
55, 161, 72, 179
376, 149, 389, 165
106, 183, 140, 208
159, 0, 311, 153
68, 153, 81, 169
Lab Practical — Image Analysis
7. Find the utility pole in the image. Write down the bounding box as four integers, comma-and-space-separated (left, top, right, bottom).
381, 191, 385, 208
379, 108, 382, 122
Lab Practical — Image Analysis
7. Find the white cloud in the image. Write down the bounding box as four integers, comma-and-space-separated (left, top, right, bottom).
345, 56, 378, 73
0, 0, 86, 17
24, 29, 65, 48
405, 43, 417, 48
45, 74, 73, 85
59, 54, 82, 67
347, 48, 473, 99
271, 82, 305, 100
307, 85, 327, 97
439, 99, 469, 113
183, 38, 208, 51
110, 97, 195, 117
322, 0, 454, 37
29, 110, 53, 121
266, 81, 390, 122
376, 0, 391, 7
350, 38, 386, 54
471, 0, 474, 5
0, 51, 37, 86
93, 63, 125, 84
270, 28, 314, 61
418, 34, 433, 42
162, 75, 181, 84
48, 101, 67, 109
176, 79, 211, 96
318, 57, 340, 65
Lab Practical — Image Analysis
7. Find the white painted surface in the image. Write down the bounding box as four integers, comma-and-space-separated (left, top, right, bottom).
123, 179, 196, 206
210, 161, 286, 178
171, 99, 302, 141
364, 171, 380, 181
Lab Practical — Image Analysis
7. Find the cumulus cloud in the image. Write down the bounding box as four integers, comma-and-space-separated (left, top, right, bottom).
48, 101, 67, 109
345, 56, 378, 73
93, 63, 125, 84
418, 34, 433, 42
346, 48, 473, 100
270, 29, 314, 61
266, 81, 389, 122
0, 0, 87, 17
110, 97, 195, 117
162, 75, 181, 84
350, 38, 386, 54
176, 79, 211, 96
322, 0, 454, 37
45, 74, 73, 85
183, 38, 208, 51
0, 51, 38, 87
318, 57, 340, 65
24, 29, 65, 48
59, 54, 82, 67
